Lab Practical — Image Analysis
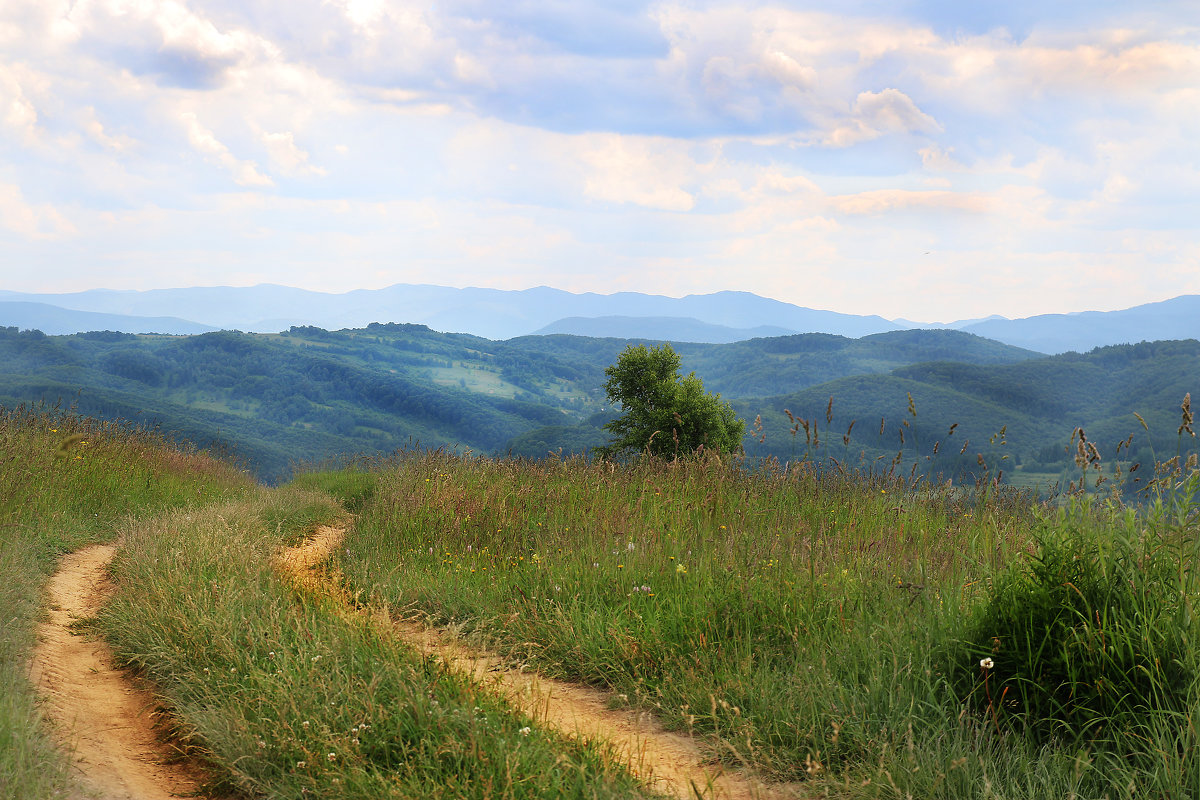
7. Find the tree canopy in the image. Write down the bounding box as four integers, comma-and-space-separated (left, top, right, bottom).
596, 343, 744, 459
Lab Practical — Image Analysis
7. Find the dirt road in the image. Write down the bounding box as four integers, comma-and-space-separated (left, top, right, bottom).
280, 526, 803, 800
30, 544, 207, 800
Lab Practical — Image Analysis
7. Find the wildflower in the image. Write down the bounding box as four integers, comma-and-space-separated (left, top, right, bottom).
302, 721, 310, 728
519, 726, 532, 736
676, 563, 687, 574
296, 761, 306, 768
627, 542, 635, 551
327, 752, 336, 761
980, 657, 994, 670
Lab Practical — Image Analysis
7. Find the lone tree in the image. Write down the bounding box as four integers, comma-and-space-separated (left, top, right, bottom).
595, 343, 744, 459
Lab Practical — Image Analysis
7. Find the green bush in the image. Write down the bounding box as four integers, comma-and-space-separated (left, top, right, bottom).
955, 496, 1197, 749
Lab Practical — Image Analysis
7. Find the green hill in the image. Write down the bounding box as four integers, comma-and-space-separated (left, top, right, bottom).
5, 323, 1193, 485
0, 326, 584, 480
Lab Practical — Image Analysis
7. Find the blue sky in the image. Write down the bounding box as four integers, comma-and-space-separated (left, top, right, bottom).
1, 1, 1197, 322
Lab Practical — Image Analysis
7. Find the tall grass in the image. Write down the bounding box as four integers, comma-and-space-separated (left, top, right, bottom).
0, 405, 250, 800
334, 449, 1200, 797
98, 487, 655, 799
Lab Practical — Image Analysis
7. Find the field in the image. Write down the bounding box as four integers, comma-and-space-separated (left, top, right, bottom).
4, 407, 1200, 798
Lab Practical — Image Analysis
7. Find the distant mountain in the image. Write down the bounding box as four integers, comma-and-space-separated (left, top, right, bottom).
953, 296, 1200, 354
0, 285, 900, 340
0, 301, 217, 335
3, 283, 1196, 358
533, 316, 797, 343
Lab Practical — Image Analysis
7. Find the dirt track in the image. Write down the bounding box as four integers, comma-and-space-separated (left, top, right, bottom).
29, 544, 207, 800
28, 528, 802, 799
280, 526, 803, 800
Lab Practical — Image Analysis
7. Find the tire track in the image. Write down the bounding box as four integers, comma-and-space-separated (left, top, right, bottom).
30, 544, 211, 800
278, 526, 807, 800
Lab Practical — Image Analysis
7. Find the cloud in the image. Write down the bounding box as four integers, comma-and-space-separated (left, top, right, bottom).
67, 0, 276, 89
0, 66, 40, 143
181, 112, 273, 187
820, 88, 943, 147
0, 181, 76, 239
260, 130, 326, 176
581, 134, 697, 211
80, 105, 136, 151
830, 189, 989, 215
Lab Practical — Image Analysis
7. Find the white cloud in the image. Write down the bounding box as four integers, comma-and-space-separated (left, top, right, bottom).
80, 105, 136, 151
181, 111, 273, 187
581, 134, 697, 211
0, 181, 76, 239
830, 189, 989, 216
820, 88, 942, 147
0, 66, 40, 143
260, 130, 326, 176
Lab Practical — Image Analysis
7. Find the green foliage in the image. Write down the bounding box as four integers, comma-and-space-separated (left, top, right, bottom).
596, 344, 744, 459
0, 406, 250, 799
954, 491, 1199, 751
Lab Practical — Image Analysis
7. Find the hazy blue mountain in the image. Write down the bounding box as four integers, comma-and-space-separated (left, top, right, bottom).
954, 296, 1200, 354
0, 285, 901, 339
4, 284, 1194, 354
0, 301, 217, 335
533, 315, 797, 343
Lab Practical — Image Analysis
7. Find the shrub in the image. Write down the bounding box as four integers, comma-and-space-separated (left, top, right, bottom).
954, 493, 1198, 750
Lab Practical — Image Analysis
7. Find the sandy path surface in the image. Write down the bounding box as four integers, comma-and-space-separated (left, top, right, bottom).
279, 526, 806, 800
30, 544, 208, 800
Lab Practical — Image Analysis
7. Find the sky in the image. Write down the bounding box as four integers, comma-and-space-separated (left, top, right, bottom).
1, 1, 1198, 323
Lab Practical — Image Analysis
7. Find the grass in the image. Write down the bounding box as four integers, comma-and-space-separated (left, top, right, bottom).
0, 405, 251, 800
97, 486, 656, 799
332, 449, 1200, 798
7, 401, 1200, 799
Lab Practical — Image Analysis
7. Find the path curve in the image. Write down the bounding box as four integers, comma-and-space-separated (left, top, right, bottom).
279, 526, 806, 800
30, 544, 209, 800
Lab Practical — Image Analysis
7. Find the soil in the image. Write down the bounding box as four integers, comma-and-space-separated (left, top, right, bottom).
279, 526, 807, 800
29, 544, 210, 800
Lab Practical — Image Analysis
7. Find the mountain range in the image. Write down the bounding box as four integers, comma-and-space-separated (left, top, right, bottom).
1, 285, 1198, 355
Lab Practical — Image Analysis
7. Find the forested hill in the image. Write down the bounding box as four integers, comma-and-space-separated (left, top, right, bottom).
506, 328, 1042, 399
738, 339, 1200, 477
510, 339, 1200, 485
4, 322, 1190, 484
0, 324, 582, 480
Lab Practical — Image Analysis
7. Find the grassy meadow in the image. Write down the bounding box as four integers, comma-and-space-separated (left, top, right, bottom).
5, 403, 1200, 799
0, 405, 251, 799
327, 450, 1200, 798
